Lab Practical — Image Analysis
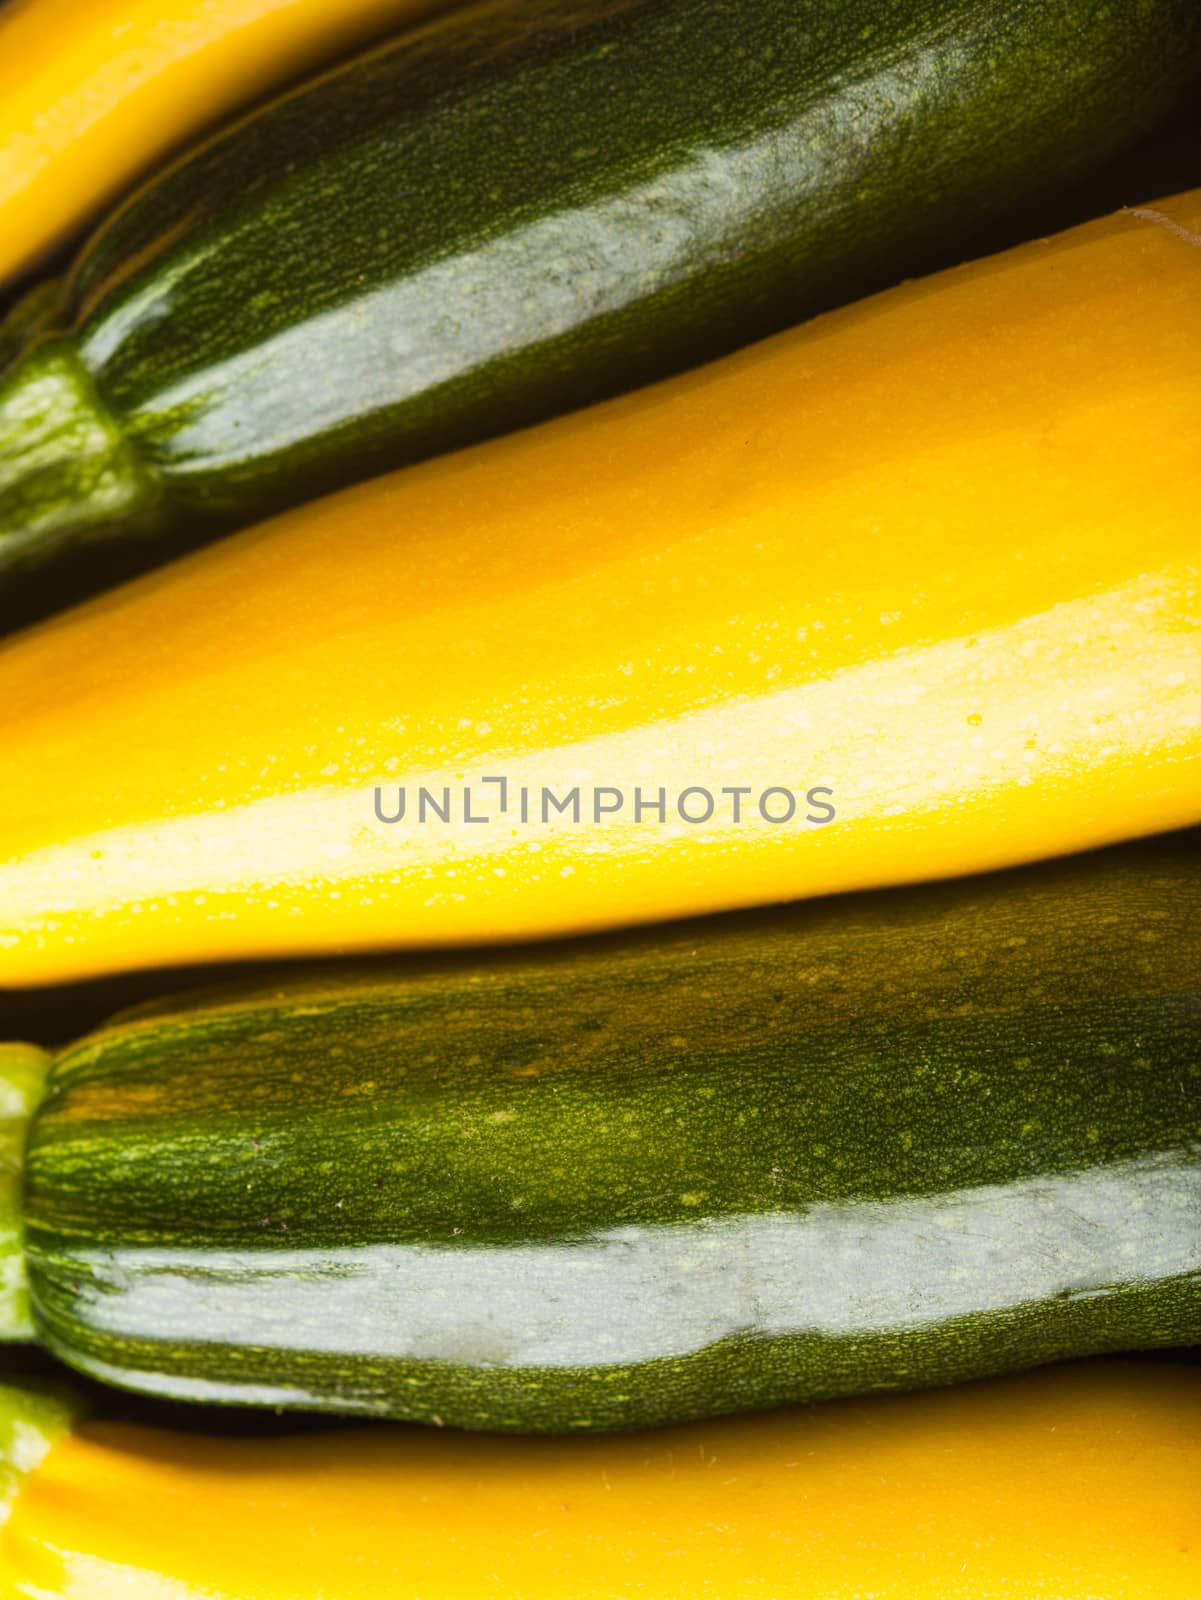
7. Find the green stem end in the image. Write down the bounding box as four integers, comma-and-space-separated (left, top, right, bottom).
0, 1047, 49, 1344
0, 325, 164, 582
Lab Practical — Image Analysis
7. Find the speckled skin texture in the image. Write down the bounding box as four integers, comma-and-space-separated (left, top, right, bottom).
18, 842, 1201, 1429
1, 0, 1200, 571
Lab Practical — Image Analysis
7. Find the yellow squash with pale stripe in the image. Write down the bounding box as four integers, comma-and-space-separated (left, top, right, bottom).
1, 1363, 1200, 1598
1, 191, 1199, 986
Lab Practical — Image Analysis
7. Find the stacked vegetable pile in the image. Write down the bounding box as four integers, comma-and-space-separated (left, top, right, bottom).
0, 0, 1198, 1593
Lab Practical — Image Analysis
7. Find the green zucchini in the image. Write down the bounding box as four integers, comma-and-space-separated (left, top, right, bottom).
3, 0, 1200, 593
2, 839, 1199, 1431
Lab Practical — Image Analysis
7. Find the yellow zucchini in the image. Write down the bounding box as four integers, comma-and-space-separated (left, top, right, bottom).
1, 192, 1199, 986
0, 1362, 1199, 1598
0, 0, 453, 288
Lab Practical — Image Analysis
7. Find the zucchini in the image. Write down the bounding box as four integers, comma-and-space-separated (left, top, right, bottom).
2, 1362, 1200, 1597
2, 191, 1200, 987
2, 0, 1200, 585
4, 841, 1199, 1430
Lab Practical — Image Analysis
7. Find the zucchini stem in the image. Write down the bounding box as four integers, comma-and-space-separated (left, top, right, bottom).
0, 1045, 49, 1343
0, 334, 163, 580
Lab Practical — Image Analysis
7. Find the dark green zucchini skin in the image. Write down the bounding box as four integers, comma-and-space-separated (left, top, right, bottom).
21, 843, 1201, 1431
3, 0, 1201, 583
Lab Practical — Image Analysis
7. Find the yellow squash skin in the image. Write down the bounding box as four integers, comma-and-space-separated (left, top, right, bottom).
1, 1363, 1198, 1599
1, 193, 1200, 986
0, 0, 453, 288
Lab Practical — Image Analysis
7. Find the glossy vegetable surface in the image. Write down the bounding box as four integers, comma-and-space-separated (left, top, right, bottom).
0, 0, 454, 289
2, 0, 1199, 584
4, 840, 1199, 1428
1, 1363, 1198, 1598
2, 194, 1200, 985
